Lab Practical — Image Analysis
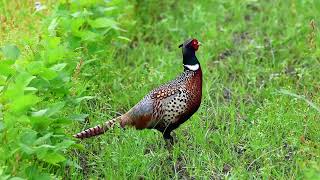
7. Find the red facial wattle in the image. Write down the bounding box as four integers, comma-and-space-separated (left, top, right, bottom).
191, 39, 200, 51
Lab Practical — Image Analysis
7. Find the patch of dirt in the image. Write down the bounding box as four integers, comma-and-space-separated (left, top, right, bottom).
144, 144, 157, 155
222, 163, 232, 174
78, 151, 89, 179
217, 49, 233, 61
223, 87, 232, 102
246, 158, 261, 172
233, 32, 250, 45
210, 170, 224, 180
172, 156, 192, 179
283, 142, 296, 161
246, 3, 261, 12
137, 175, 146, 180
208, 123, 219, 133
284, 65, 297, 76
236, 113, 248, 123
234, 144, 247, 156
242, 94, 254, 105
244, 14, 251, 21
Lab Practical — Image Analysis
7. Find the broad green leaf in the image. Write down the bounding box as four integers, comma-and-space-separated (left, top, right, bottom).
72, 143, 85, 151
29, 77, 50, 90
45, 102, 65, 117
0, 121, 4, 131
10, 177, 25, 180
35, 144, 56, 150
89, 17, 117, 29
41, 37, 66, 64
26, 61, 44, 74
24, 87, 38, 92
68, 113, 88, 121
4, 72, 35, 100
15, 72, 35, 88
39, 68, 58, 80
41, 47, 66, 64
1, 44, 20, 60
10, 94, 39, 114
0, 175, 10, 180
4, 84, 23, 100
19, 129, 37, 145
25, 166, 51, 180
34, 133, 53, 145
37, 151, 66, 165
101, 7, 117, 12
55, 140, 75, 150
30, 117, 51, 132
0, 75, 6, 85
46, 37, 61, 48
0, 62, 15, 76
31, 109, 48, 117
50, 63, 67, 71
52, 117, 73, 125
19, 143, 35, 155
71, 18, 85, 36
48, 18, 58, 37
81, 31, 99, 42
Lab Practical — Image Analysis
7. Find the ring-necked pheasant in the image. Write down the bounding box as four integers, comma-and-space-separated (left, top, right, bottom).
73, 38, 202, 143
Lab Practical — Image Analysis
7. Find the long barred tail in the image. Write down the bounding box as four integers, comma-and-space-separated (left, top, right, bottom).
73, 117, 120, 139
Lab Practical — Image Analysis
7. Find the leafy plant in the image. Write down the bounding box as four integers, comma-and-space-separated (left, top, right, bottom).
0, 0, 133, 178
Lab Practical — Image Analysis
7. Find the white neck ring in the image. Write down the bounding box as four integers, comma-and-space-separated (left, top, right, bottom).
184, 63, 199, 71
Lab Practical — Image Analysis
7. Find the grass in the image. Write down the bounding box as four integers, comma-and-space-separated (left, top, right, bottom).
1, 0, 320, 179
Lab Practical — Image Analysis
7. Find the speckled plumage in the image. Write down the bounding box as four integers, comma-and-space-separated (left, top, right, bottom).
74, 38, 202, 141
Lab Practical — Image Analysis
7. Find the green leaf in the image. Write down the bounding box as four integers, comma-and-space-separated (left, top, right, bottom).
15, 71, 35, 88
24, 87, 38, 92
20, 129, 37, 145
26, 61, 44, 74
10, 94, 39, 114
0, 175, 10, 180
35, 144, 56, 150
81, 31, 99, 42
19, 143, 35, 155
117, 36, 131, 42
45, 102, 65, 117
25, 166, 51, 180
34, 133, 53, 145
71, 143, 85, 151
0, 61, 15, 76
0, 121, 4, 132
89, 17, 118, 29
48, 18, 58, 37
75, 96, 95, 103
68, 113, 88, 121
30, 117, 51, 132
66, 159, 82, 169
50, 63, 67, 71
10, 177, 25, 180
4, 72, 36, 100
37, 151, 66, 165
71, 18, 85, 35
1, 44, 20, 60
31, 109, 48, 117
55, 140, 75, 150
39, 68, 58, 80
